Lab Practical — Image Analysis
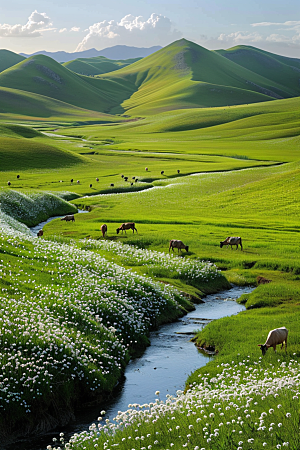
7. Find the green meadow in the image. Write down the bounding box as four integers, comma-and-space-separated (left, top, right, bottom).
0, 40, 300, 448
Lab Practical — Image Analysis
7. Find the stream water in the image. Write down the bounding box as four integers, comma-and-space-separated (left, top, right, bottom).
4, 284, 253, 450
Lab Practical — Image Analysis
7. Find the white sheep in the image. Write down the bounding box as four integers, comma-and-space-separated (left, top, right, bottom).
258, 327, 288, 355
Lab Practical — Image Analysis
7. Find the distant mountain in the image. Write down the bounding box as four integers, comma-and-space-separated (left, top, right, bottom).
63, 56, 141, 76
0, 49, 25, 72
20, 45, 162, 63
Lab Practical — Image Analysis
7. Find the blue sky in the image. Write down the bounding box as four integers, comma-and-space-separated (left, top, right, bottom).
1, 0, 300, 57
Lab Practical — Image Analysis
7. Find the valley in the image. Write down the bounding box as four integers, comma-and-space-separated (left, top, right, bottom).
0, 38, 300, 450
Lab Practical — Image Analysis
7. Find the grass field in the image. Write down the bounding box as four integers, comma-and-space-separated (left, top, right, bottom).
0, 49, 300, 448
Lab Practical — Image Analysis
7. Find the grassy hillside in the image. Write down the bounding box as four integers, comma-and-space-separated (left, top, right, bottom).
54, 96, 300, 163
63, 56, 141, 76
1, 40, 300, 116
0, 49, 25, 73
0, 86, 127, 122
95, 38, 300, 115
0, 55, 135, 114
0, 135, 84, 171
217, 45, 300, 96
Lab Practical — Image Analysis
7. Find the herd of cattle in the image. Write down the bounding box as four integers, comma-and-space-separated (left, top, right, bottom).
35, 216, 290, 357
37, 216, 243, 254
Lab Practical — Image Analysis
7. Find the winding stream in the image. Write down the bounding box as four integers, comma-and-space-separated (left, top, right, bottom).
5, 284, 253, 450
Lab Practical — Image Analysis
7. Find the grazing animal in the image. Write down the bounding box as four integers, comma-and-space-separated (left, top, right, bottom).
121, 174, 124, 178
70, 178, 73, 183
37, 229, 43, 237
89, 184, 93, 188
116, 222, 138, 234
135, 178, 138, 182
161, 171, 164, 175
145, 167, 148, 171
220, 236, 243, 250
258, 327, 288, 356
7, 181, 11, 186
17, 174, 20, 179
124, 177, 128, 181
61, 215, 75, 222
177, 170, 180, 174
101, 224, 107, 237
169, 239, 189, 254
130, 182, 133, 186
77, 180, 80, 184
110, 183, 114, 187
96, 177, 99, 182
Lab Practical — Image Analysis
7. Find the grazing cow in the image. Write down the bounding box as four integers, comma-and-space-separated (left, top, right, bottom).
77, 180, 80, 184
121, 174, 124, 178
220, 236, 243, 250
258, 327, 288, 356
17, 174, 20, 179
101, 224, 107, 238
124, 177, 128, 181
130, 182, 133, 186
116, 222, 138, 234
177, 170, 180, 174
135, 178, 138, 182
96, 178, 99, 182
110, 183, 114, 187
61, 215, 75, 222
145, 167, 148, 171
90, 184, 93, 188
37, 229, 43, 237
161, 171, 164, 175
71, 178, 73, 183
7, 181, 11, 186
169, 239, 189, 254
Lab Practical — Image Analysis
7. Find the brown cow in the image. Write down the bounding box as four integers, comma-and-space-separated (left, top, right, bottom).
61, 215, 75, 222
101, 224, 107, 237
169, 239, 189, 254
116, 222, 138, 234
37, 229, 43, 237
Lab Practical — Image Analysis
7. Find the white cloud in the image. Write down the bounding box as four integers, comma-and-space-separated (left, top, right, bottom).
251, 21, 300, 27
266, 34, 291, 43
70, 27, 80, 32
76, 13, 182, 51
0, 10, 53, 38
59, 28, 67, 33
217, 31, 263, 43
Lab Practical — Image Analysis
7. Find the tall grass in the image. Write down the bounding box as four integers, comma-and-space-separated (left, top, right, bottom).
0, 189, 77, 226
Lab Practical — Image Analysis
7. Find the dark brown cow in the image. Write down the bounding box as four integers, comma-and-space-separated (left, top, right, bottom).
220, 236, 243, 250
169, 239, 189, 254
61, 215, 75, 222
37, 229, 43, 237
116, 222, 138, 234
101, 224, 107, 237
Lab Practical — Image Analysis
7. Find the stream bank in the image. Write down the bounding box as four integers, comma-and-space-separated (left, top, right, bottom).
4, 285, 253, 450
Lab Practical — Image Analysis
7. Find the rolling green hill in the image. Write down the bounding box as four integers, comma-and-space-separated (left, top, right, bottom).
97, 39, 299, 115
0, 86, 126, 122
216, 45, 300, 97
0, 49, 25, 73
0, 39, 299, 117
0, 55, 135, 114
63, 56, 141, 76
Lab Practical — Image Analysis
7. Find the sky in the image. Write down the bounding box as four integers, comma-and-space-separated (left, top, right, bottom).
1, 0, 300, 57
